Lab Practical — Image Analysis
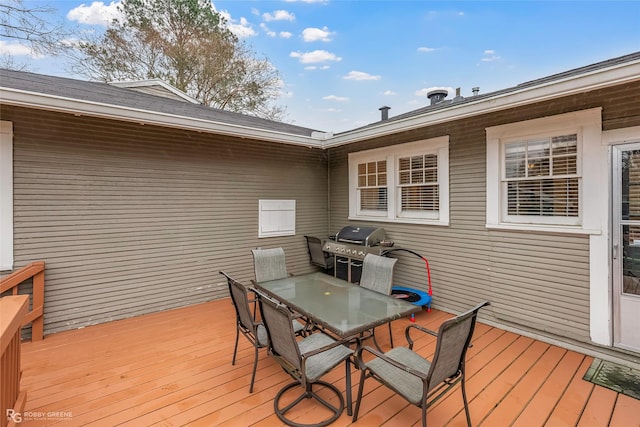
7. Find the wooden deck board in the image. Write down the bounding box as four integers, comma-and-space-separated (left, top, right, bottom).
17, 298, 640, 426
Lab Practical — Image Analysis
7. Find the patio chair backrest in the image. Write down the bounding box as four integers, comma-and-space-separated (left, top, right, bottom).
252, 247, 288, 283
258, 294, 302, 371
305, 236, 332, 268
426, 301, 487, 391
221, 271, 254, 332
360, 253, 397, 295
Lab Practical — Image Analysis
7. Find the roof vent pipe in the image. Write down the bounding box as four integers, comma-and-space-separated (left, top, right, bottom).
379, 106, 390, 121
453, 87, 464, 102
472, 87, 480, 96
427, 89, 448, 105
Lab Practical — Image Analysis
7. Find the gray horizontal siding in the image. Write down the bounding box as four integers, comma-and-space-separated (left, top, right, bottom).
329, 82, 640, 344
5, 107, 328, 334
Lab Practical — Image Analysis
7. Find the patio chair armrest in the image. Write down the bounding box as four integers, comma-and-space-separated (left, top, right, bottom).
300, 335, 353, 359
405, 323, 438, 349
356, 345, 428, 380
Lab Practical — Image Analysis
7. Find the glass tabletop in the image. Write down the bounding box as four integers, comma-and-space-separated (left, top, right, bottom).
255, 272, 421, 337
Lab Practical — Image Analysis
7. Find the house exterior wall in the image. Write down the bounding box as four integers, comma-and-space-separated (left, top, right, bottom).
327, 81, 640, 346
0, 106, 328, 334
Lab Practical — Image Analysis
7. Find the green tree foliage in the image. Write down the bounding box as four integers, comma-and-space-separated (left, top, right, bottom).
73, 0, 286, 120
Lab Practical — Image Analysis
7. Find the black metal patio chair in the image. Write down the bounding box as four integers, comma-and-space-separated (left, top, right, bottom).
257, 290, 354, 427
352, 301, 491, 427
304, 235, 334, 274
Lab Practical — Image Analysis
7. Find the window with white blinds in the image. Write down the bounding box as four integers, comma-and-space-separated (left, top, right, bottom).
503, 134, 579, 217
349, 136, 449, 225
357, 160, 388, 212
486, 108, 602, 232
398, 154, 439, 212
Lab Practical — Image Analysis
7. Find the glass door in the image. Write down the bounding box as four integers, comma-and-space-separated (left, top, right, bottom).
612, 144, 640, 353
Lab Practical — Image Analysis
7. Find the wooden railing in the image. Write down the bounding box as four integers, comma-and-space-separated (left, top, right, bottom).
0, 261, 46, 341
1, 295, 29, 427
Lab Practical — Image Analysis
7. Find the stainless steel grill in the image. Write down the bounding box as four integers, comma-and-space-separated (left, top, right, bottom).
323, 226, 386, 283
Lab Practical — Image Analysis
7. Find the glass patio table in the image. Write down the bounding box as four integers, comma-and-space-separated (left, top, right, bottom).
255, 271, 421, 338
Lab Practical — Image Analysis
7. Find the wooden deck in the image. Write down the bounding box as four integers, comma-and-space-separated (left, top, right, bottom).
17, 298, 640, 426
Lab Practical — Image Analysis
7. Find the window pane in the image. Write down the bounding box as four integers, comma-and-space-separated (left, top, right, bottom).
528, 138, 550, 159
402, 185, 439, 211
528, 158, 550, 177
553, 156, 577, 175
399, 171, 410, 184
505, 142, 526, 160
622, 150, 640, 220
377, 161, 386, 173
399, 157, 410, 171
360, 188, 388, 211
505, 142, 526, 178
411, 156, 423, 169
507, 178, 578, 217
411, 169, 423, 184
552, 134, 577, 155
622, 224, 640, 296
506, 159, 526, 178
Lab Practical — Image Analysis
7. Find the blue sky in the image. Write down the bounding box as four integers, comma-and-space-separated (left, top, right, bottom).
4, 1, 640, 132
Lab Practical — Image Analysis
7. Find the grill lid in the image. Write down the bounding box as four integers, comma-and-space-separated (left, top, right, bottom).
335, 226, 385, 246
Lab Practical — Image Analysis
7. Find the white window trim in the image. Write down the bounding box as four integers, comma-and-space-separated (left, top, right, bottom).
0, 121, 13, 270
486, 108, 602, 235
349, 136, 449, 226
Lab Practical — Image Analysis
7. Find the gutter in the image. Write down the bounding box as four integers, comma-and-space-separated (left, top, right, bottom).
323, 57, 640, 148
1, 57, 639, 150
0, 88, 328, 149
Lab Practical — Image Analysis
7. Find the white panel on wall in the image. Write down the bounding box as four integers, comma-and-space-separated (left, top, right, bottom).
259, 199, 296, 237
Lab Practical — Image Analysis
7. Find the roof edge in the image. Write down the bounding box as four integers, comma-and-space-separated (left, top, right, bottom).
0, 87, 326, 149
323, 55, 640, 148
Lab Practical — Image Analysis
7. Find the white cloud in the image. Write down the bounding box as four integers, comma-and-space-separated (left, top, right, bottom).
302, 27, 333, 42
290, 50, 341, 64
263, 10, 295, 22
343, 71, 381, 81
323, 95, 349, 102
219, 12, 257, 38
280, 31, 293, 38
383, 90, 396, 96
67, 1, 122, 26
417, 47, 436, 53
260, 23, 276, 37
327, 108, 343, 113
481, 49, 501, 62
0, 40, 35, 56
